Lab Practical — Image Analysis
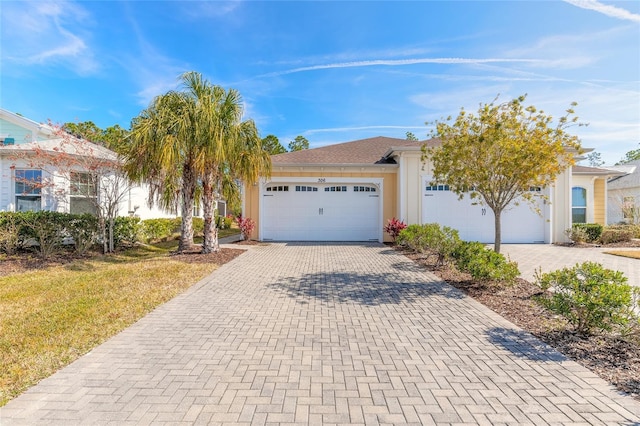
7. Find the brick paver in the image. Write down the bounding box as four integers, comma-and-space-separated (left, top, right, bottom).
2, 242, 639, 425
500, 244, 640, 287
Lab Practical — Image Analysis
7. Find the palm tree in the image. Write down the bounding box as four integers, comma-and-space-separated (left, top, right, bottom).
202, 118, 270, 251
126, 71, 271, 253
179, 72, 270, 253
125, 86, 199, 252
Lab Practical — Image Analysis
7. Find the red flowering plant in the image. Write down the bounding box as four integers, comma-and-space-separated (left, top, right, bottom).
235, 215, 256, 241
384, 217, 407, 243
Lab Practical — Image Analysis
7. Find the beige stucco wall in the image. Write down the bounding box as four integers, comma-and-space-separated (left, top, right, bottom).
244, 166, 398, 241
593, 178, 606, 225
397, 151, 425, 225
563, 173, 607, 228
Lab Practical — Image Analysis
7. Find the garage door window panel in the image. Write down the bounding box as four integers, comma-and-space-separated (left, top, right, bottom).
354, 186, 376, 192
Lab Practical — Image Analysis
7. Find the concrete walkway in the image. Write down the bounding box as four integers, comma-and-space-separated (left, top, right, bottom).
2, 243, 639, 425
501, 244, 640, 287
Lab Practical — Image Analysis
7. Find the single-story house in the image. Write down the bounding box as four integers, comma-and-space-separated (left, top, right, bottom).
0, 108, 203, 219
606, 160, 640, 224
243, 136, 622, 243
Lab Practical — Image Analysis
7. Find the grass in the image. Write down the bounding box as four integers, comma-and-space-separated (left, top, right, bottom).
604, 250, 640, 260
0, 238, 234, 406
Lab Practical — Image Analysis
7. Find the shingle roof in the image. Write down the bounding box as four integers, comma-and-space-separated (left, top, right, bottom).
608, 160, 640, 189
271, 136, 433, 165
0, 138, 118, 162
572, 165, 625, 175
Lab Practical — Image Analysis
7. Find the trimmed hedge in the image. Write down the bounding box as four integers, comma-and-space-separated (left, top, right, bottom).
572, 223, 603, 243
397, 223, 460, 266
536, 262, 632, 334
452, 241, 519, 283
600, 228, 634, 244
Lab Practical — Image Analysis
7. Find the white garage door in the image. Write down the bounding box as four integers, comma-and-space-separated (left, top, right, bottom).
262, 183, 380, 241
421, 179, 546, 243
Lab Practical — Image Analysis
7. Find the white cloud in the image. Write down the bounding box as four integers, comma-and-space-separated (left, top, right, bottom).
563, 0, 640, 22
255, 57, 544, 79
117, 4, 190, 106
1, 1, 98, 75
179, 0, 243, 19
410, 82, 639, 166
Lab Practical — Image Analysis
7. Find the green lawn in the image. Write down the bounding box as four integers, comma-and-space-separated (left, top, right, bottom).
604, 250, 640, 260
0, 235, 239, 406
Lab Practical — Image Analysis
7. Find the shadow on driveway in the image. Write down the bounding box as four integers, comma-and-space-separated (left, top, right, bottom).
267, 271, 465, 306
486, 327, 567, 362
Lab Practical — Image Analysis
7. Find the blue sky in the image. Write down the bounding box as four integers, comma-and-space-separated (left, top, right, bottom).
1, 1, 639, 164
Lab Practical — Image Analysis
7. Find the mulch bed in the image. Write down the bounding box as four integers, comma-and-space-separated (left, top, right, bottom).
0, 252, 92, 277
0, 246, 247, 277
169, 248, 245, 264
400, 247, 640, 400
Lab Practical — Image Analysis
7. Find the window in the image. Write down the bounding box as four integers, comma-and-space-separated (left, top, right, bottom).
354, 186, 376, 192
266, 185, 289, 192
295, 186, 318, 192
571, 186, 587, 224
70, 172, 98, 215
425, 184, 450, 191
324, 186, 347, 192
623, 196, 636, 220
15, 169, 42, 212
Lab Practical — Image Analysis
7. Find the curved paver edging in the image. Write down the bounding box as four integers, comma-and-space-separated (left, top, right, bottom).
1, 242, 639, 425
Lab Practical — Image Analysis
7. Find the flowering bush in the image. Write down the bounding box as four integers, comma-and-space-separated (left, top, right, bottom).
236, 215, 255, 241
384, 217, 407, 242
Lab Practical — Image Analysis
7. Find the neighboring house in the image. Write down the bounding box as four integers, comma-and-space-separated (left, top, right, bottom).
0, 108, 178, 219
243, 136, 620, 243
606, 160, 640, 224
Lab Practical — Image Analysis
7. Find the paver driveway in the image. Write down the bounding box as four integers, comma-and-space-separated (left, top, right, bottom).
2, 243, 639, 425
500, 244, 640, 287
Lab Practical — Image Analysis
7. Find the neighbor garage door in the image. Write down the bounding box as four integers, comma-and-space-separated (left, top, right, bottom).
261, 182, 380, 241
421, 178, 546, 243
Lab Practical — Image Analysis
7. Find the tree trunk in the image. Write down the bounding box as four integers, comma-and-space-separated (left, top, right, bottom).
108, 217, 114, 253
201, 167, 218, 253
99, 216, 108, 254
178, 164, 196, 253
493, 208, 502, 253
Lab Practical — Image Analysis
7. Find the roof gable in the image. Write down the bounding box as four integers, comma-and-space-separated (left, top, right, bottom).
0, 109, 56, 144
608, 160, 640, 189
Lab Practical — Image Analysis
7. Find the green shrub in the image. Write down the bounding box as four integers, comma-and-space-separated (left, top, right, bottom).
572, 223, 603, 243
20, 211, 68, 259
169, 216, 205, 237
192, 217, 204, 237
215, 215, 234, 230
113, 216, 141, 248
600, 228, 633, 244
565, 226, 588, 243
452, 241, 519, 283
466, 250, 519, 282
0, 212, 25, 255
66, 214, 99, 255
397, 223, 460, 266
536, 261, 632, 334
397, 224, 427, 252
140, 218, 175, 243
452, 241, 487, 271
606, 224, 640, 239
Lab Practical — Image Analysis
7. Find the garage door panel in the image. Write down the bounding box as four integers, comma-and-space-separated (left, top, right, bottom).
262, 183, 380, 241
422, 178, 545, 243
